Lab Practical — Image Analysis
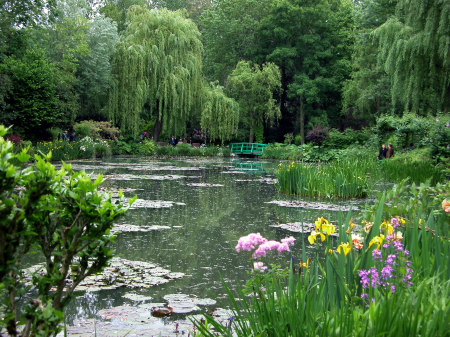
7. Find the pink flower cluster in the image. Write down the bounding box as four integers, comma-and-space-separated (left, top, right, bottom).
235, 233, 295, 259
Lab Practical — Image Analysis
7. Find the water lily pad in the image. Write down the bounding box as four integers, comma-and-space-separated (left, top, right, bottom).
129, 199, 186, 209
162, 294, 216, 314
270, 222, 316, 233
122, 293, 153, 301
111, 224, 171, 234
186, 183, 224, 187
266, 200, 359, 211
103, 173, 186, 181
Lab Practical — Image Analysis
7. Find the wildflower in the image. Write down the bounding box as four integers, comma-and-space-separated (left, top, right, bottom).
337, 242, 351, 256
235, 233, 267, 253
346, 218, 356, 234
314, 217, 329, 229
393, 231, 403, 241
253, 262, 267, 272
299, 258, 309, 269
308, 230, 325, 244
363, 221, 373, 234
328, 249, 333, 254
322, 222, 336, 236
380, 221, 394, 235
368, 234, 385, 250
442, 199, 450, 213
351, 234, 364, 249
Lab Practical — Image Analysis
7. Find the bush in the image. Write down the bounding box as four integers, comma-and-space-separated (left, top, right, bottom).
0, 125, 132, 336
174, 143, 191, 156
324, 128, 372, 149
139, 139, 156, 155
94, 139, 112, 158
306, 125, 329, 145
74, 120, 120, 140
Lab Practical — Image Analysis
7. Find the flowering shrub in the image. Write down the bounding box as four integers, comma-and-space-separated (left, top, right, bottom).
5, 133, 21, 145
236, 233, 295, 271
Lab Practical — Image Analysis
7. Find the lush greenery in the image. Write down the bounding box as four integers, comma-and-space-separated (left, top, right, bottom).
195, 185, 450, 336
1, 0, 448, 146
0, 126, 133, 336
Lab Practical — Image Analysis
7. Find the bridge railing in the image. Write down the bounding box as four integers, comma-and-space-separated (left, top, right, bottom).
230, 143, 268, 156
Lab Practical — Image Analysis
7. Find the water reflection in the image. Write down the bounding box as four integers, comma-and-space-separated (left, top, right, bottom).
61, 157, 362, 324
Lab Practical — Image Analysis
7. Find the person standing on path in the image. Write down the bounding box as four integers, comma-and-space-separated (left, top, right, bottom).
386, 143, 394, 158
377, 144, 387, 160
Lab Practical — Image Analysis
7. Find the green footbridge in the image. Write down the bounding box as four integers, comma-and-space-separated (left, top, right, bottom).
230, 143, 269, 156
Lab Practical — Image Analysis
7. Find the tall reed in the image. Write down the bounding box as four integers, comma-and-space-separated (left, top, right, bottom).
194, 190, 450, 336
276, 160, 369, 198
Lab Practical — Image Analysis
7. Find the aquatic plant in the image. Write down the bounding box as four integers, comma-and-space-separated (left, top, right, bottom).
194, 189, 450, 336
276, 160, 369, 198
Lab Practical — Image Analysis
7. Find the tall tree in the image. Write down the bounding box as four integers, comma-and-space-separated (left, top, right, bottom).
108, 6, 203, 140
29, 0, 91, 126
375, 0, 449, 114
77, 14, 119, 119
99, 0, 150, 32
342, 0, 397, 121
201, 81, 239, 144
199, 0, 271, 84
0, 49, 60, 139
258, 0, 354, 143
226, 61, 281, 143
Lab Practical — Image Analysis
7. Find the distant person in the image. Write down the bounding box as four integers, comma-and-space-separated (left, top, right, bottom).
62, 130, 69, 141
57, 132, 62, 141
409, 143, 414, 150
69, 131, 76, 142
386, 143, 394, 158
377, 144, 387, 160
169, 136, 177, 146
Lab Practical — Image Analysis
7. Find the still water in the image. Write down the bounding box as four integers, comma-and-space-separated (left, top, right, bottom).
61, 157, 362, 326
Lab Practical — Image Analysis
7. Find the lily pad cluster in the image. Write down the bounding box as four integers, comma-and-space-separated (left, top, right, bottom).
23, 257, 185, 292
129, 199, 186, 209
266, 200, 359, 211
186, 183, 224, 187
111, 224, 171, 234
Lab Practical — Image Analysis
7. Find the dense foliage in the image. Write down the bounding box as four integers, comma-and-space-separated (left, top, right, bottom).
0, 0, 447, 145
0, 126, 132, 336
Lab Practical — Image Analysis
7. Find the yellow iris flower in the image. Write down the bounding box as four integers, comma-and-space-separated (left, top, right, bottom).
337, 242, 352, 256
308, 231, 326, 244
380, 221, 394, 235
299, 258, 309, 269
368, 234, 385, 250
322, 222, 336, 236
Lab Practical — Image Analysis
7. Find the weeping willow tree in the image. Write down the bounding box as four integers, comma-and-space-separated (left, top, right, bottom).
108, 6, 203, 139
226, 61, 281, 143
201, 82, 239, 144
374, 0, 449, 114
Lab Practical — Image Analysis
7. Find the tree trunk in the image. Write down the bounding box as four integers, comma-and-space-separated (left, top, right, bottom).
299, 97, 305, 145
249, 111, 254, 143
153, 119, 162, 142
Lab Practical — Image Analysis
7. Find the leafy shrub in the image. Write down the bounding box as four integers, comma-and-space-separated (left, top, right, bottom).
0, 125, 132, 336
324, 128, 372, 149
220, 146, 231, 157
174, 143, 191, 156
5, 133, 21, 145
202, 146, 219, 157
306, 125, 329, 145
74, 120, 120, 140
155, 145, 171, 156
94, 140, 112, 158
140, 139, 156, 155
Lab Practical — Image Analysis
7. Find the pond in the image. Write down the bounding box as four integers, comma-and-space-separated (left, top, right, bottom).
48, 157, 365, 336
